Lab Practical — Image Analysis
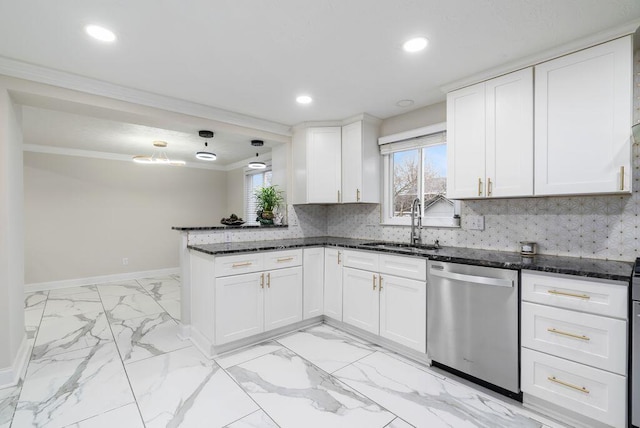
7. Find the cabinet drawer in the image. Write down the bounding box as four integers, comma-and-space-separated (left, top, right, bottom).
521, 348, 626, 428
522, 272, 627, 319
215, 253, 264, 277
263, 249, 303, 270
378, 254, 426, 281
343, 250, 379, 271
522, 302, 627, 375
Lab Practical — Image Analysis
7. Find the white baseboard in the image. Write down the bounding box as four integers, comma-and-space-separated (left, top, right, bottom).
0, 335, 31, 389
24, 267, 180, 293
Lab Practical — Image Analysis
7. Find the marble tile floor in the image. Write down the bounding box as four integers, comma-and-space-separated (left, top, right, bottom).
1, 275, 570, 428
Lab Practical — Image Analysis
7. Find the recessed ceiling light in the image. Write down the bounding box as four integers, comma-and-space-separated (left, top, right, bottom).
296, 95, 313, 104
85, 25, 116, 42
396, 99, 415, 108
403, 37, 428, 53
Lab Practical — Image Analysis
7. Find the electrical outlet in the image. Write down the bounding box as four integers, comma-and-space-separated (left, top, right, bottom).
467, 215, 485, 231
122, 258, 129, 265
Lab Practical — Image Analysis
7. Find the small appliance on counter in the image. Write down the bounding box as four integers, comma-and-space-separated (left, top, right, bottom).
520, 241, 537, 256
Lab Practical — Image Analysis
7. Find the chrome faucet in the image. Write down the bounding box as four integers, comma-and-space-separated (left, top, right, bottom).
410, 198, 422, 245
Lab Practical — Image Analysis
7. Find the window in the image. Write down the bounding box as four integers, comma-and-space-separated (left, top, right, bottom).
245, 168, 272, 223
381, 124, 459, 227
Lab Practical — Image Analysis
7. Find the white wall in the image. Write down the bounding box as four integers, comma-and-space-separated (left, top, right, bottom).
24, 153, 228, 284
380, 102, 446, 137
226, 167, 245, 218
0, 87, 26, 386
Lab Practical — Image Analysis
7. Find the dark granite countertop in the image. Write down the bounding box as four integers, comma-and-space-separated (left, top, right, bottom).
172, 224, 288, 231
188, 237, 634, 282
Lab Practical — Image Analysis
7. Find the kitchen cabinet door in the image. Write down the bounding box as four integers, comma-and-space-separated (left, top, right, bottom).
342, 267, 380, 334
303, 248, 324, 319
446, 82, 486, 199
341, 121, 363, 203
485, 68, 534, 197
307, 127, 342, 203
264, 266, 303, 331
323, 248, 343, 321
215, 272, 264, 345
379, 274, 426, 353
534, 36, 632, 196
341, 118, 381, 203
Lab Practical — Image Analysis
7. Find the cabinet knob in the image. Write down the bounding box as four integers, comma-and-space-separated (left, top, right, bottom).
379, 275, 383, 291
267, 273, 271, 288
478, 178, 483, 196
337, 251, 341, 265
620, 166, 625, 191
260, 273, 264, 289
357, 188, 361, 202
338, 190, 341, 203
487, 178, 493, 197
372, 274, 377, 290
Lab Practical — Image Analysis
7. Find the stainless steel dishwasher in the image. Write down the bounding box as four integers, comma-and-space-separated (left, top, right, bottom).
427, 260, 520, 396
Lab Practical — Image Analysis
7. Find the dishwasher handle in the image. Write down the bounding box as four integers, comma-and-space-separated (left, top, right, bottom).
429, 266, 513, 288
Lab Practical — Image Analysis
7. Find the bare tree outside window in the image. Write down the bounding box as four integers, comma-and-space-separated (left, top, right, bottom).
391, 143, 451, 219
392, 149, 419, 217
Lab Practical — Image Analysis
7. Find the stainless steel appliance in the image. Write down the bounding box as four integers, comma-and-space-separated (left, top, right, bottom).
632, 259, 639, 428
427, 260, 520, 396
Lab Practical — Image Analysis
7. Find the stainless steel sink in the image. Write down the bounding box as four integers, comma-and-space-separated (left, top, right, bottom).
361, 242, 440, 252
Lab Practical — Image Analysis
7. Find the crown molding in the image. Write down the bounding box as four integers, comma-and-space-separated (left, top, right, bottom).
0, 56, 292, 137
441, 19, 640, 93
23, 144, 227, 171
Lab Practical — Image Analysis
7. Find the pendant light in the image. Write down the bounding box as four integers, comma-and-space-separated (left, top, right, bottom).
196, 130, 217, 161
248, 140, 266, 169
132, 141, 185, 166
248, 153, 266, 169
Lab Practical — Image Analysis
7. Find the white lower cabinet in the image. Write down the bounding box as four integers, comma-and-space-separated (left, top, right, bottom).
214, 250, 303, 346
342, 250, 427, 353
343, 267, 380, 334
324, 248, 343, 321
303, 247, 324, 319
522, 302, 627, 375
522, 348, 626, 428
215, 272, 265, 344
264, 267, 303, 331
379, 274, 426, 352
521, 272, 628, 428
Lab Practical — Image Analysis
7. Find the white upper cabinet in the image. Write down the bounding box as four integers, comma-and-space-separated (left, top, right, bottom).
292, 115, 380, 204
534, 36, 632, 196
305, 127, 342, 203
447, 82, 486, 199
341, 118, 381, 203
447, 68, 533, 199
485, 68, 534, 197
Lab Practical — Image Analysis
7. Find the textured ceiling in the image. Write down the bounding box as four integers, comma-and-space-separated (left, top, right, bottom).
2, 0, 640, 162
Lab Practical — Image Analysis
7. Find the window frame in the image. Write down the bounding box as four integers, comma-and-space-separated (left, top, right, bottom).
244, 165, 273, 224
379, 123, 460, 228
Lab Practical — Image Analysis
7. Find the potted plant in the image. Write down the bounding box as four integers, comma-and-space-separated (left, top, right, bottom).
254, 185, 284, 223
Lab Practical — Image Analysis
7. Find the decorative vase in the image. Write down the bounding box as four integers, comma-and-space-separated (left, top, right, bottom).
262, 210, 274, 220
